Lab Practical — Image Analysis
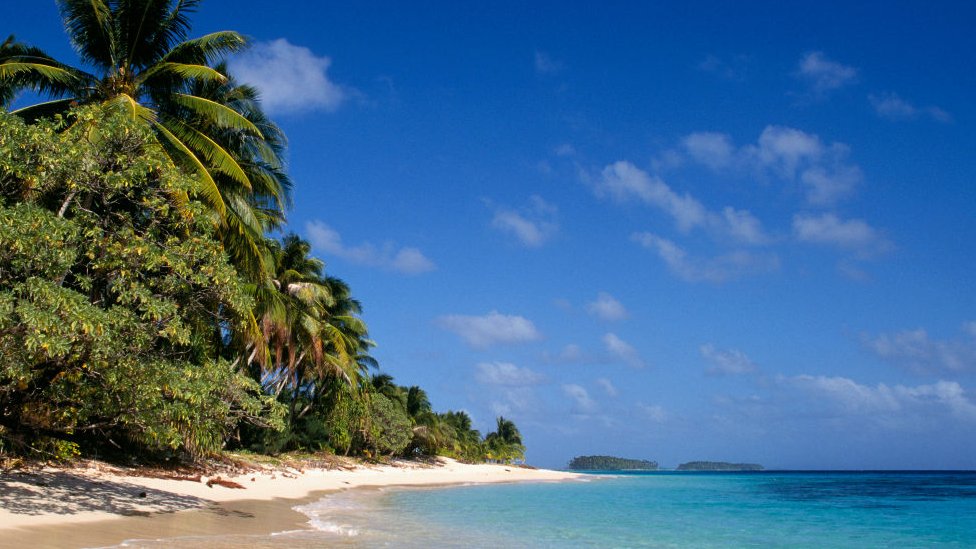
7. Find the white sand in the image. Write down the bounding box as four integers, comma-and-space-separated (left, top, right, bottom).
0, 458, 580, 532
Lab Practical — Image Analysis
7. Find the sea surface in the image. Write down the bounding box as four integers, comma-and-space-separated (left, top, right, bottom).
112, 471, 976, 548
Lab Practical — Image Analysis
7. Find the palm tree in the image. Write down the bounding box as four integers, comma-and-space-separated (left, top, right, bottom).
0, 0, 279, 226
252, 234, 375, 430
174, 63, 291, 279
370, 374, 406, 409
486, 416, 524, 462
406, 386, 432, 420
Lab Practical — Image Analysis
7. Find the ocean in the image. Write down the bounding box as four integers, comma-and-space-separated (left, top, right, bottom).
110, 471, 976, 547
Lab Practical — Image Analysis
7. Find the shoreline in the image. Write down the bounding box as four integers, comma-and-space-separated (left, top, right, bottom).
0, 458, 581, 548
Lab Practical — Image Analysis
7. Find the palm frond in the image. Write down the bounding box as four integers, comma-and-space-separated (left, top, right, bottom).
0, 60, 79, 85
137, 61, 226, 85
164, 117, 252, 190
171, 93, 262, 136
0, 39, 89, 106
116, 0, 182, 70
57, 0, 116, 67
220, 192, 270, 280
151, 118, 227, 218
103, 92, 148, 121
163, 31, 247, 66
9, 98, 78, 121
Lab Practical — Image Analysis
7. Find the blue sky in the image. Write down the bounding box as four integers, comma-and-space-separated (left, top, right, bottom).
10, 1, 976, 469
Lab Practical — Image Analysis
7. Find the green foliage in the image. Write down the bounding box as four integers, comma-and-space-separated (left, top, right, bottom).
567, 455, 658, 471
485, 416, 525, 462
0, 108, 281, 458
439, 410, 484, 462
0, 3, 533, 466
364, 393, 412, 457
322, 391, 365, 456
676, 461, 763, 471
1, 1, 291, 284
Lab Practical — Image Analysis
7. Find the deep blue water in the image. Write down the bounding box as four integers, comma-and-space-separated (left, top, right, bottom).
118, 471, 976, 547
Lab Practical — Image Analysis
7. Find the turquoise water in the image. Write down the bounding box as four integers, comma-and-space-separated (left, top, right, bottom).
115, 471, 976, 547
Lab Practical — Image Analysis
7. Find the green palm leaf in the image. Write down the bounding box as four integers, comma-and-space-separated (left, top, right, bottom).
152, 119, 226, 217
58, 0, 116, 67
171, 93, 263, 136
162, 31, 247, 65
10, 98, 79, 121
164, 117, 251, 189
0, 62, 80, 85
136, 62, 227, 85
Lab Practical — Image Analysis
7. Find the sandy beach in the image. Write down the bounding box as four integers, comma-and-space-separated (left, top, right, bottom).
0, 458, 580, 548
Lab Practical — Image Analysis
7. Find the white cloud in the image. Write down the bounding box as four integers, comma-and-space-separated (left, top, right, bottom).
563, 384, 597, 413
596, 378, 618, 397
864, 324, 976, 374
751, 125, 823, 177
637, 402, 669, 423
595, 161, 707, 231
535, 51, 562, 75
795, 51, 857, 96
786, 375, 976, 423
799, 164, 863, 206
488, 195, 558, 247
602, 333, 646, 368
679, 126, 862, 206
488, 387, 537, 417
701, 344, 758, 376
436, 311, 542, 349
869, 92, 952, 123
593, 161, 770, 244
751, 126, 861, 205
719, 206, 771, 246
792, 213, 890, 256
229, 38, 345, 114
682, 132, 735, 170
586, 292, 629, 321
305, 220, 435, 275
391, 248, 436, 274
476, 362, 544, 386
632, 232, 779, 283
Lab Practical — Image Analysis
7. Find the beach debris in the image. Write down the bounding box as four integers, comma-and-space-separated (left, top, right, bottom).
205, 477, 246, 489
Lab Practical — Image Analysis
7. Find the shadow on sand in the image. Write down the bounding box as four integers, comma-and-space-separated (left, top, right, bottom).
0, 470, 206, 518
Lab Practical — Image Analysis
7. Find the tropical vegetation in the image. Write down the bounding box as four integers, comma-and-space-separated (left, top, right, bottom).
676, 461, 763, 471
567, 455, 659, 471
0, 0, 525, 465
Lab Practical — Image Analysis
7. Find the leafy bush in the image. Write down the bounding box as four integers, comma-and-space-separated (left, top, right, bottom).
364, 393, 412, 456
0, 108, 282, 458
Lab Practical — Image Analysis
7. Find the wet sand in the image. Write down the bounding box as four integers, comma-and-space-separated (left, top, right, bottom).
5, 495, 316, 549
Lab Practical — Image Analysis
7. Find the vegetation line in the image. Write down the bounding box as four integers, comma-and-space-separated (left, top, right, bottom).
0, 0, 525, 467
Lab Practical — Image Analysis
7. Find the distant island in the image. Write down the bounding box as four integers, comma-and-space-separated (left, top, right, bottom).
568, 455, 659, 470
676, 461, 764, 471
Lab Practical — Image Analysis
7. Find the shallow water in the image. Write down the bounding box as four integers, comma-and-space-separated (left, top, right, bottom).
105, 471, 976, 548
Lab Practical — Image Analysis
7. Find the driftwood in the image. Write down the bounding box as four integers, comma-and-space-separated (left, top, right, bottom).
205, 476, 245, 489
